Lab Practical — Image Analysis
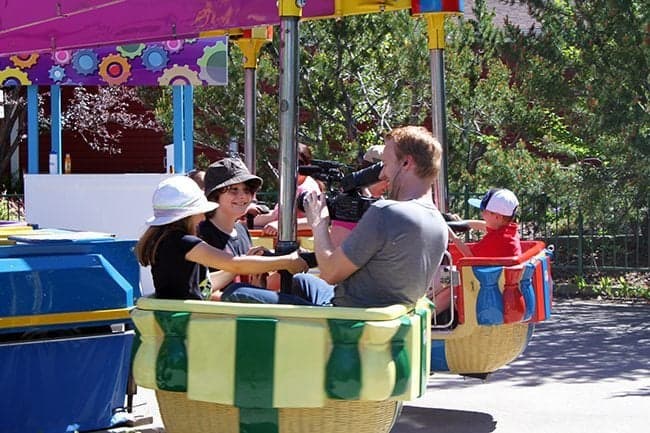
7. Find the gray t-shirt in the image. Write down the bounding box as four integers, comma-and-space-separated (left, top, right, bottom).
333, 198, 448, 307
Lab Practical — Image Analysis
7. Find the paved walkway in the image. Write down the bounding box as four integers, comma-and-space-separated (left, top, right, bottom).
102, 299, 650, 433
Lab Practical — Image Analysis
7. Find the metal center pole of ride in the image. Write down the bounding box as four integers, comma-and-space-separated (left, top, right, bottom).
243, 68, 257, 173
236, 27, 272, 174
427, 14, 449, 212
276, 1, 302, 293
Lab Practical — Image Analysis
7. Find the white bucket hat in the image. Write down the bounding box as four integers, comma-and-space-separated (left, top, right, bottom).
146, 176, 218, 226
468, 188, 519, 217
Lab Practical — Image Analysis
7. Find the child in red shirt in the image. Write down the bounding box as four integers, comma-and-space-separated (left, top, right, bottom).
448, 188, 522, 258
434, 188, 521, 317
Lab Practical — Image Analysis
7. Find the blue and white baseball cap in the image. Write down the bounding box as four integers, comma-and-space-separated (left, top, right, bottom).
468, 188, 519, 217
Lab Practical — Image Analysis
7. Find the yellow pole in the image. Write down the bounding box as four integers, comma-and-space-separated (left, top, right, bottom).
426, 13, 446, 50
234, 26, 273, 69
279, 0, 304, 17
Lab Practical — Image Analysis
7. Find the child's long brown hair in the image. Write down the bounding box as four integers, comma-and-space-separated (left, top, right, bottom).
135, 218, 192, 266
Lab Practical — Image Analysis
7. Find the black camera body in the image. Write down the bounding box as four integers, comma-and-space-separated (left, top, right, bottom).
297, 161, 383, 223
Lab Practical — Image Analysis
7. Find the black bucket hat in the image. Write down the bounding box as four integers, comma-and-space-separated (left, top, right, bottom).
204, 157, 263, 198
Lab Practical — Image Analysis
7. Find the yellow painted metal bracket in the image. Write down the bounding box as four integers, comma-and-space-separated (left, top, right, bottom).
234, 26, 273, 69
334, 0, 411, 17
425, 13, 446, 50
199, 28, 244, 39
279, 0, 304, 17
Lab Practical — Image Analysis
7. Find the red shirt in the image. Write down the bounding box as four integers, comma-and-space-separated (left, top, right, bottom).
470, 223, 522, 257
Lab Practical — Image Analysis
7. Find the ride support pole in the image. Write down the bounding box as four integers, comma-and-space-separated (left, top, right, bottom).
235, 26, 273, 174
426, 13, 449, 212
276, 0, 303, 293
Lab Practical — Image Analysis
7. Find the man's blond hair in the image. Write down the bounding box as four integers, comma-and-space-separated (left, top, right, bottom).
385, 126, 442, 180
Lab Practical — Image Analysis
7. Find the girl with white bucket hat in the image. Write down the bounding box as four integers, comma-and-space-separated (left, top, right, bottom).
136, 176, 309, 301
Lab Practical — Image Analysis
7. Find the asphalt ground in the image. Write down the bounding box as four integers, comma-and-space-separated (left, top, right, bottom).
101, 299, 650, 433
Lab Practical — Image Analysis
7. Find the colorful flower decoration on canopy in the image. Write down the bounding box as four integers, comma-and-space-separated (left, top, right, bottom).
9, 53, 39, 69
53, 50, 73, 65
164, 40, 185, 53
117, 43, 146, 59
48, 65, 66, 83
0, 67, 32, 86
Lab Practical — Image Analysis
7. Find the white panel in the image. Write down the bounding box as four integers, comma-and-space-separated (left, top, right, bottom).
24, 173, 172, 295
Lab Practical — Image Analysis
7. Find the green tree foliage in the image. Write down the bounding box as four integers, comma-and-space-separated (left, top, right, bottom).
298, 12, 430, 159
145, 0, 647, 233
149, 12, 434, 191
444, 0, 573, 201
507, 0, 649, 233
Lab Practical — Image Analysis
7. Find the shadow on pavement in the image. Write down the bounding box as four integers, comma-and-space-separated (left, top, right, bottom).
430, 299, 650, 388
393, 406, 496, 433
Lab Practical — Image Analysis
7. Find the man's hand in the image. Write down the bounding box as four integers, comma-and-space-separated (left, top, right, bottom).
302, 191, 330, 228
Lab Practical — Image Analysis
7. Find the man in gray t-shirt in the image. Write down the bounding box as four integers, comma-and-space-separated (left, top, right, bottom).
294, 125, 448, 308
334, 199, 447, 307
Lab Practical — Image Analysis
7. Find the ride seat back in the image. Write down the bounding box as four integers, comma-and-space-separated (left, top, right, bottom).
449, 241, 553, 326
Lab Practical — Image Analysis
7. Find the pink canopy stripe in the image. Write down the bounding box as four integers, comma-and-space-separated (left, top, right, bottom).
0, 0, 335, 57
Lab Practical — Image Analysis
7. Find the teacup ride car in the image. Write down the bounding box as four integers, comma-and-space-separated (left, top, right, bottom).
430, 240, 553, 377
131, 297, 432, 433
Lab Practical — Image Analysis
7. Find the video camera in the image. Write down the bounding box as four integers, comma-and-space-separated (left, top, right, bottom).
297, 160, 384, 223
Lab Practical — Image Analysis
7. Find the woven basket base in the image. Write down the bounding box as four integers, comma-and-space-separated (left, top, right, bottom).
157, 390, 401, 433
445, 323, 530, 373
